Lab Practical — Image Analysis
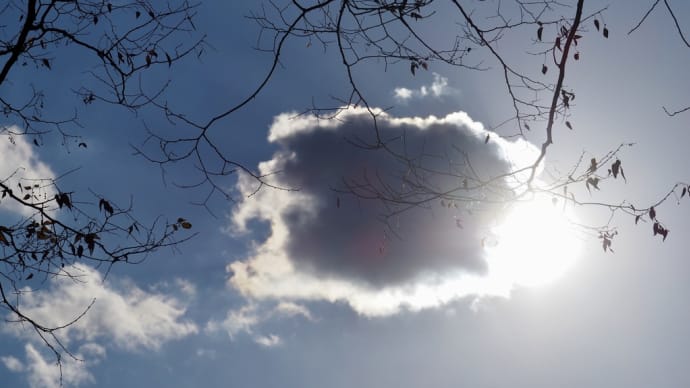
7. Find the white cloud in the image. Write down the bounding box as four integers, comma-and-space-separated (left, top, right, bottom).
393, 73, 455, 102
21, 343, 102, 388
207, 301, 313, 346
0, 130, 57, 217
254, 334, 282, 348
227, 107, 541, 317
275, 302, 313, 321
1, 355, 24, 372
3, 264, 198, 386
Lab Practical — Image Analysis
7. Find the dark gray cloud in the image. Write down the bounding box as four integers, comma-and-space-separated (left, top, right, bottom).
232, 108, 533, 290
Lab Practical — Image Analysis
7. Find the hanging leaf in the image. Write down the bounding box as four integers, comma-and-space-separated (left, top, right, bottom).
42, 58, 51, 70
683, 187, 688, 198
166, 52, 172, 67
611, 159, 621, 179
555, 37, 561, 51
484, 134, 490, 144
565, 121, 573, 130
594, 19, 600, 31
588, 158, 597, 173
574, 52, 580, 60
649, 206, 656, 220
586, 177, 600, 192
635, 215, 641, 224
524, 123, 530, 130
537, 26, 543, 41
541, 64, 548, 74
603, 26, 609, 38
410, 62, 417, 75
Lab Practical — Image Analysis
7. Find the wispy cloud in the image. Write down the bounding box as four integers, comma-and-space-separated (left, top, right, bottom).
393, 73, 456, 102
2, 264, 198, 387
207, 301, 313, 347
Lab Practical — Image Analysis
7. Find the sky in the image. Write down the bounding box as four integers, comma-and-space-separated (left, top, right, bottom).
2, 1, 690, 387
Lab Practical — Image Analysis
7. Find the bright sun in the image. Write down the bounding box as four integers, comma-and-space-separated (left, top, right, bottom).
484, 195, 582, 288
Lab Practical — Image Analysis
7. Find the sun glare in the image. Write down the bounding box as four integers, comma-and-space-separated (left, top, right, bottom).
484, 196, 582, 288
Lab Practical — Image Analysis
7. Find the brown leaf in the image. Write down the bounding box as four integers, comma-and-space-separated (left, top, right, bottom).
541, 64, 548, 74
594, 19, 600, 31
565, 121, 572, 130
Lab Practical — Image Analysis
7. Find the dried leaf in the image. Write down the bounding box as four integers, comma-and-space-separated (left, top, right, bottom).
484, 134, 490, 144
541, 64, 548, 74
649, 206, 656, 220
603, 27, 609, 38
565, 121, 572, 130
537, 26, 543, 41
588, 158, 597, 173
611, 159, 621, 179
594, 19, 600, 31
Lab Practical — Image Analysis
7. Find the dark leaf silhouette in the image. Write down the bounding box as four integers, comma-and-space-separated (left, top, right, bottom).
611, 159, 621, 179
603, 26, 609, 38
588, 158, 597, 173
537, 26, 543, 41
541, 64, 548, 74
42, 58, 51, 70
586, 177, 600, 192
649, 206, 656, 220
565, 121, 572, 130
484, 134, 490, 143
594, 19, 600, 31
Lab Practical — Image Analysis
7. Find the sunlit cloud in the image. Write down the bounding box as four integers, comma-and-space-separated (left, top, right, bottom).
207, 301, 313, 346
393, 73, 456, 102
226, 107, 557, 317
0, 129, 57, 217
2, 264, 198, 386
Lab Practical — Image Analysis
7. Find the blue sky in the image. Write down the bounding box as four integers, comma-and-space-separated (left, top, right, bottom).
2, 1, 690, 387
